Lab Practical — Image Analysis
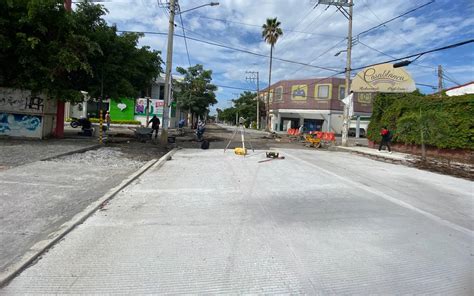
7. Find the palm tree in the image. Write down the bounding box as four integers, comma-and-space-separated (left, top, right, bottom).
262, 17, 283, 131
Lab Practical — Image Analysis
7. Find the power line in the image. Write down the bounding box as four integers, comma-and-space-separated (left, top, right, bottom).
288, 38, 347, 77
177, 4, 192, 67
215, 84, 256, 91
351, 39, 474, 72
361, 0, 411, 46
116, 28, 473, 89
170, 26, 342, 72
441, 71, 461, 86
197, 15, 345, 39
357, 0, 435, 37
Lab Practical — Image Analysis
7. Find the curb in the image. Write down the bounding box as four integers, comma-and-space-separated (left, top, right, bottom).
334, 146, 414, 165
40, 144, 102, 162
0, 148, 179, 288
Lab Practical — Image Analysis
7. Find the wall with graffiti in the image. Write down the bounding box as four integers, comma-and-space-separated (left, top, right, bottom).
0, 87, 56, 139
0, 113, 43, 138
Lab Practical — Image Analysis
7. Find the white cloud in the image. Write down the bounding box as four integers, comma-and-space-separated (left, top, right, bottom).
90, 0, 472, 107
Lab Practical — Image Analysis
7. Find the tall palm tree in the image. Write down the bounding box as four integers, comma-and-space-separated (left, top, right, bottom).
262, 17, 283, 131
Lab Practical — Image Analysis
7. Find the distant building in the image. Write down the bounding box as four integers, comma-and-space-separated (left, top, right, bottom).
260, 77, 374, 133
445, 81, 474, 97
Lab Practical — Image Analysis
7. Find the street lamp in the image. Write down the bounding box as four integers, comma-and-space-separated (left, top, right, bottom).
179, 2, 219, 14
160, 1, 219, 145
334, 49, 347, 56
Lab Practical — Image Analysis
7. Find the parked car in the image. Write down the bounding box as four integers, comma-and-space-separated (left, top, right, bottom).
348, 128, 366, 137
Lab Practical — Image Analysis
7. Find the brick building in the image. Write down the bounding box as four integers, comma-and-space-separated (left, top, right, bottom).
259, 77, 373, 133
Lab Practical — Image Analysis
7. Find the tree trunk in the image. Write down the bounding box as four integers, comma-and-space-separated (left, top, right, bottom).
266, 45, 273, 132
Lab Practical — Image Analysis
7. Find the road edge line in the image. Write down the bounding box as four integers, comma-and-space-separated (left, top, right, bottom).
0, 148, 179, 288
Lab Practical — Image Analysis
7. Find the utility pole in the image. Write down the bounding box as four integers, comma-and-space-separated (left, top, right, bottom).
438, 65, 443, 97
160, 0, 176, 145
342, 0, 353, 147
318, 0, 353, 146
245, 71, 260, 129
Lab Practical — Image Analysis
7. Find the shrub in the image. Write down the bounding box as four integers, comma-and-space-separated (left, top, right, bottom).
367, 92, 474, 150
66, 118, 141, 125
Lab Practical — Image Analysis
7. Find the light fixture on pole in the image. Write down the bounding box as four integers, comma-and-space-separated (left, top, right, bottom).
178, 2, 219, 14
334, 49, 347, 56
160, 0, 220, 145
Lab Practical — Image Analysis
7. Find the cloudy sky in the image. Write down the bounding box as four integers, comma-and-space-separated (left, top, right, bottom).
79, 0, 474, 112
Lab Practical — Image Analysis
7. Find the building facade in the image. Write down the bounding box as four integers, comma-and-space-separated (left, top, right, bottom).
260, 77, 373, 133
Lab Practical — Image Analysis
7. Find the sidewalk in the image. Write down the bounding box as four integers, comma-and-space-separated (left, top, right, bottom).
336, 145, 416, 164
0, 147, 148, 284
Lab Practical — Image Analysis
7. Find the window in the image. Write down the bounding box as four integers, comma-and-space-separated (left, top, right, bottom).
339, 86, 346, 100
316, 84, 331, 99
159, 85, 164, 100
275, 86, 283, 101
358, 93, 372, 104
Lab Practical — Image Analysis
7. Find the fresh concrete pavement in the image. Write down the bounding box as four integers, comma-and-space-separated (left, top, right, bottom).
0, 147, 147, 284
2, 148, 473, 294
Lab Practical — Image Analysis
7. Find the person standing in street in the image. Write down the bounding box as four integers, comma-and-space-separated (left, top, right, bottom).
105, 111, 111, 130
379, 126, 392, 153
148, 115, 161, 139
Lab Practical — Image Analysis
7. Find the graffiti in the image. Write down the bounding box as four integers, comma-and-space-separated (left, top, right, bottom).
0, 89, 46, 114
0, 112, 42, 138
26, 96, 44, 111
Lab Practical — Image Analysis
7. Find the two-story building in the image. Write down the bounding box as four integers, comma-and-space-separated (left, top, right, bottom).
259, 77, 373, 133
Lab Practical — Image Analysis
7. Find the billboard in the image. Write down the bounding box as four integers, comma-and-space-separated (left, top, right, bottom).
135, 98, 164, 116
351, 63, 416, 93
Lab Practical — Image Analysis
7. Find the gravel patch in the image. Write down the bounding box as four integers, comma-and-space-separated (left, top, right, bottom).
50, 147, 146, 169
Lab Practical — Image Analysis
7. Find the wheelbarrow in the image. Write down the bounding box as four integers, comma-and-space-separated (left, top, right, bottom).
134, 127, 153, 142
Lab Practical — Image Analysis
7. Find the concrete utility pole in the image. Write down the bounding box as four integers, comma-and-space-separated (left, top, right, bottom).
318, 0, 353, 146
341, 0, 353, 147
160, 0, 176, 145
438, 65, 443, 97
245, 71, 260, 129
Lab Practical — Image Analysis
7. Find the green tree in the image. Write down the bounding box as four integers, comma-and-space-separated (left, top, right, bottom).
219, 107, 237, 125
71, 2, 162, 100
232, 91, 259, 127
0, 0, 162, 102
262, 17, 283, 131
174, 64, 217, 125
0, 0, 101, 101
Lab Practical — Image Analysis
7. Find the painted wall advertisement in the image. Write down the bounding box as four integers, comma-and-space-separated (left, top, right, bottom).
291, 85, 308, 100
135, 98, 164, 116
0, 87, 55, 138
109, 97, 135, 121
351, 63, 416, 93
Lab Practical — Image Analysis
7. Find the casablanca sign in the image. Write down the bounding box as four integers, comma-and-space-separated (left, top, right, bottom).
351, 63, 416, 93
